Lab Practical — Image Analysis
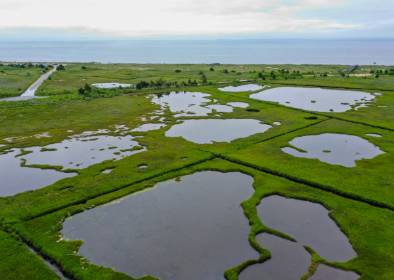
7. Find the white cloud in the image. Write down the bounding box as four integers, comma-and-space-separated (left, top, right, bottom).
0, 0, 360, 36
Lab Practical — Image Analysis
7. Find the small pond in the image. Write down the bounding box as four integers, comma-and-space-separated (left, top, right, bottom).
219, 84, 264, 92
165, 119, 272, 144
92, 83, 132, 89
250, 87, 375, 112
151, 91, 212, 117
62, 171, 258, 280
151, 91, 239, 117
282, 133, 384, 167
22, 131, 144, 170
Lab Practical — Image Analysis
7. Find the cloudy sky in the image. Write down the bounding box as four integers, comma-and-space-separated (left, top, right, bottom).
0, 0, 393, 40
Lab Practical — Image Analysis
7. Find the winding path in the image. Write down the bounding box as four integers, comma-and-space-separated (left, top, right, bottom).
1, 65, 58, 101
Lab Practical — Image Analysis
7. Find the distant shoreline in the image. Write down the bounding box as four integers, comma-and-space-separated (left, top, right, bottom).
1, 39, 393, 65
1, 62, 393, 67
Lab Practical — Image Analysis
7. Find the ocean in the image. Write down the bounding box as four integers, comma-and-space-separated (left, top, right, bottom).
0, 39, 393, 65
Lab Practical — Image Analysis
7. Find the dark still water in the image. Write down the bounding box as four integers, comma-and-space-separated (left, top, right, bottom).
62, 171, 257, 280
0, 39, 393, 65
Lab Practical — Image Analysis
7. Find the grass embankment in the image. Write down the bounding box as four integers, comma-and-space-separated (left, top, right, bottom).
0, 65, 43, 98
11, 159, 394, 280
0, 230, 59, 280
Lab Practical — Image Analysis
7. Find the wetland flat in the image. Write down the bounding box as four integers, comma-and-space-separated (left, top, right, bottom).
1, 63, 393, 280
22, 131, 143, 169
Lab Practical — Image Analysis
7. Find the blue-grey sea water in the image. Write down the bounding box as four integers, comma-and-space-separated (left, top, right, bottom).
0, 39, 393, 65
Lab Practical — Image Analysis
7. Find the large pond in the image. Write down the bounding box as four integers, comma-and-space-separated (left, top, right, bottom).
0, 149, 75, 196
151, 91, 241, 117
62, 171, 258, 280
22, 132, 143, 170
282, 133, 384, 167
165, 119, 272, 144
250, 87, 375, 112
219, 84, 264, 93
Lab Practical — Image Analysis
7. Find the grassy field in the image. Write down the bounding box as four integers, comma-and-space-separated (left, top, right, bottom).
223, 119, 394, 209
270, 76, 394, 91
0, 63, 393, 280
0, 64, 43, 98
36, 63, 394, 96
